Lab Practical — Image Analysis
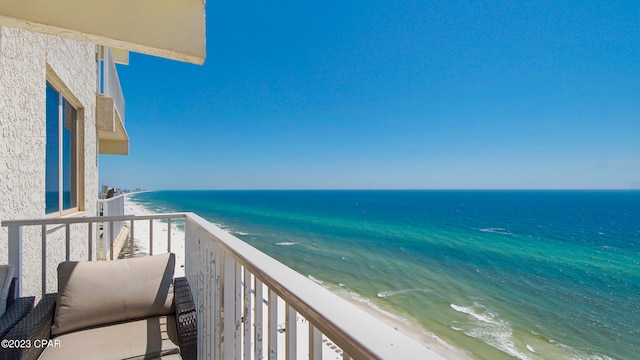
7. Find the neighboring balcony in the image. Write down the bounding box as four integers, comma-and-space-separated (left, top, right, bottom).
97, 194, 128, 259
2, 213, 444, 360
97, 46, 129, 155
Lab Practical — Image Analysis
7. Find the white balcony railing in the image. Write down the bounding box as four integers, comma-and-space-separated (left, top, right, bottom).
2, 214, 444, 360
100, 46, 125, 124
97, 194, 126, 259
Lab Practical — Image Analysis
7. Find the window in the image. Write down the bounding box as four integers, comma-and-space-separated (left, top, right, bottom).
46, 82, 78, 215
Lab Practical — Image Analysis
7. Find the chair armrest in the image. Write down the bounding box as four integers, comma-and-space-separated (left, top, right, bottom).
6, 278, 18, 308
174, 277, 197, 360
0, 296, 35, 339
0, 293, 57, 360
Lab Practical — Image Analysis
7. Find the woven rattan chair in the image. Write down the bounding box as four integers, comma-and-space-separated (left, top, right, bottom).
0, 254, 196, 360
0, 279, 35, 339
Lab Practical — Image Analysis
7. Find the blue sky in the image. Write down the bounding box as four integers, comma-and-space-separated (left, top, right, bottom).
100, 0, 640, 190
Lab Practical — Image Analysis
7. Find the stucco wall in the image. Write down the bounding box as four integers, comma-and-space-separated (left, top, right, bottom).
0, 27, 99, 297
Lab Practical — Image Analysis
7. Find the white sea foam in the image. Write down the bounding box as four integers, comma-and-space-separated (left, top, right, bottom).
377, 289, 429, 298
450, 303, 533, 360
344, 288, 415, 327
479, 227, 512, 235
557, 343, 614, 360
526, 344, 536, 353
276, 242, 298, 246
308, 275, 323, 285
235, 231, 249, 236
450, 304, 499, 325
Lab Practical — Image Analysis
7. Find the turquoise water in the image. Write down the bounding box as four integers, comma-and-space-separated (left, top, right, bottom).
130, 190, 640, 360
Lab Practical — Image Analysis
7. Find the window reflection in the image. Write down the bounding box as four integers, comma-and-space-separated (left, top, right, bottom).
46, 83, 77, 214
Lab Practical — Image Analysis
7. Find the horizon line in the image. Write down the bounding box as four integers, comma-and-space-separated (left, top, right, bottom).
125, 188, 640, 192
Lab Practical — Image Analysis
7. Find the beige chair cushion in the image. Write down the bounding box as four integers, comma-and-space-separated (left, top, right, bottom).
0, 265, 14, 316
52, 253, 175, 336
39, 315, 180, 360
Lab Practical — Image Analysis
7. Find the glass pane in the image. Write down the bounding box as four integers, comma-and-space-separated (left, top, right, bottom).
45, 83, 60, 214
62, 99, 77, 210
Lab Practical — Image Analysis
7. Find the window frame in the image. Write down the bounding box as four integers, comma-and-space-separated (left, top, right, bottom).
45, 78, 83, 217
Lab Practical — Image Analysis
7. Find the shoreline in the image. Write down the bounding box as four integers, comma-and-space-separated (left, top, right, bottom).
329, 285, 472, 360
123, 194, 186, 277
123, 194, 472, 359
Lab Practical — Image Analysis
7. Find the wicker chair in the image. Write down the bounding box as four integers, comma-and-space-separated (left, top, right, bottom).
0, 279, 35, 339
0, 254, 196, 360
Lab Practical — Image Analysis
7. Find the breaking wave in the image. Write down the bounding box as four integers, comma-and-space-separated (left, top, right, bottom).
479, 227, 512, 235
276, 242, 298, 246
450, 303, 533, 360
377, 288, 430, 298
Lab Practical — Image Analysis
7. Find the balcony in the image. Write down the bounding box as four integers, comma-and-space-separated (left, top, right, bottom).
2, 213, 444, 359
97, 46, 129, 155
97, 194, 128, 259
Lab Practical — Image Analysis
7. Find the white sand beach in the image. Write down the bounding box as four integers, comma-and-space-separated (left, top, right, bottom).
123, 195, 471, 360
123, 197, 186, 277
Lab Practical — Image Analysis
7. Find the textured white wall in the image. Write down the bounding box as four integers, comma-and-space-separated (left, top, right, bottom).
0, 27, 99, 297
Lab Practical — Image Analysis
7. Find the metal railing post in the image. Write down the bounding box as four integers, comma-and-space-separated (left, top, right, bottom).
7, 225, 23, 297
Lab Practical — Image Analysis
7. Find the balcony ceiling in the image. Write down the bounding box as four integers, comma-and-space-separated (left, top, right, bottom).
0, 0, 205, 64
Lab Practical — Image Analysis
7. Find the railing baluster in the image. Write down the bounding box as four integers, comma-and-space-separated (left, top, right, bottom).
187, 222, 198, 358
7, 225, 23, 298
309, 324, 322, 360
129, 219, 134, 257
184, 219, 192, 281
202, 228, 209, 360
286, 304, 297, 360
269, 289, 278, 360
255, 279, 264, 360
149, 219, 153, 255
214, 243, 222, 359
243, 270, 252, 360
224, 252, 236, 359
206, 234, 213, 360
88, 221, 93, 261
167, 218, 172, 253
100, 220, 105, 260
65, 224, 71, 261
109, 221, 115, 260
236, 262, 242, 360
198, 226, 206, 360
41, 225, 47, 296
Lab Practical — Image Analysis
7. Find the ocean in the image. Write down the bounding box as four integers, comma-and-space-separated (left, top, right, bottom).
129, 190, 639, 360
